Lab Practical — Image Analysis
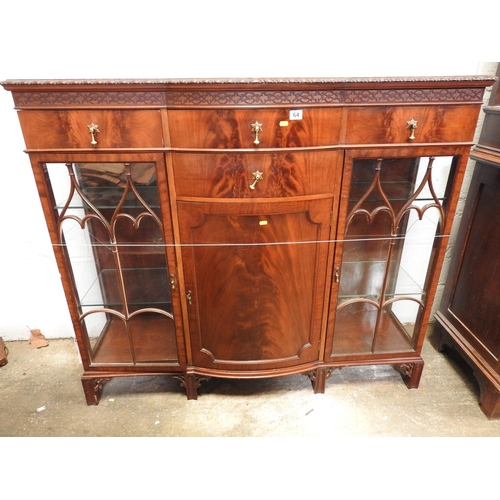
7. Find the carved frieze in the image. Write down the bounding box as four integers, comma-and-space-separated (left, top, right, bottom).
6, 77, 488, 109
343, 87, 485, 103
165, 87, 486, 107
166, 90, 343, 106
12, 91, 166, 108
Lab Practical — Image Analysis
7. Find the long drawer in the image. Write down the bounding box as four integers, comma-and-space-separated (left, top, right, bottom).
171, 150, 340, 198
168, 108, 342, 149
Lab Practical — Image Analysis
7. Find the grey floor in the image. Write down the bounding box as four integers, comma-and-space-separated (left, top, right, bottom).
1, 326, 500, 438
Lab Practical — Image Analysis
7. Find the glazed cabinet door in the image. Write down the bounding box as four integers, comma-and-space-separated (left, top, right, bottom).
177, 197, 334, 372
33, 155, 184, 369
326, 149, 467, 361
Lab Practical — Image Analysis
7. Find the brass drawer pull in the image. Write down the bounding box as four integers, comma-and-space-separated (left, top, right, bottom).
250, 170, 264, 190
251, 121, 263, 146
186, 290, 193, 306
87, 122, 100, 147
406, 118, 418, 140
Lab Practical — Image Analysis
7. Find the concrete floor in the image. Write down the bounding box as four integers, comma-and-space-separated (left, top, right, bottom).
1, 327, 500, 438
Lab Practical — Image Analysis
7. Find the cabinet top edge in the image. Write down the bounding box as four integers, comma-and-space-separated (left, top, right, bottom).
1, 76, 496, 90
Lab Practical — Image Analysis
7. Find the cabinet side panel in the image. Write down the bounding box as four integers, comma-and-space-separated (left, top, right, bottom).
480, 110, 500, 152
448, 166, 500, 363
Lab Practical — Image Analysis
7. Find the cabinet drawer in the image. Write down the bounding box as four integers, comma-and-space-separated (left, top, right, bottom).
168, 108, 342, 148
345, 105, 479, 144
172, 151, 340, 198
17, 110, 164, 149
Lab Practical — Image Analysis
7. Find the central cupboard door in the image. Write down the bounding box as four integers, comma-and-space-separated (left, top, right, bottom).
177, 197, 334, 371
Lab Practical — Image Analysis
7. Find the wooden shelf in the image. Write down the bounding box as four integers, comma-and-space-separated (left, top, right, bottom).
331, 306, 415, 355
92, 313, 178, 364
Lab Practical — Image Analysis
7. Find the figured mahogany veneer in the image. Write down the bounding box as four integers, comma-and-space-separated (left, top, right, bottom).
2, 76, 494, 404
171, 151, 341, 198
18, 109, 164, 149
168, 108, 342, 148
177, 196, 333, 371
345, 105, 480, 145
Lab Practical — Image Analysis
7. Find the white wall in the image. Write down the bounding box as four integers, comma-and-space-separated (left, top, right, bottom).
0, 1, 497, 340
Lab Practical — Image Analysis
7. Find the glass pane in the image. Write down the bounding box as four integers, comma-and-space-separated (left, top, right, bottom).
332, 155, 454, 355
332, 302, 378, 354
46, 162, 178, 365
338, 238, 391, 301
384, 298, 422, 347
83, 309, 178, 364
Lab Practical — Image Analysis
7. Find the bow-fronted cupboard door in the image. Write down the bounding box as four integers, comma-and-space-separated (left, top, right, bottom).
177, 196, 334, 374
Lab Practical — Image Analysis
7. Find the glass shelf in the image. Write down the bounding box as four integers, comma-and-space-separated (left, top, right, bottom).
349, 196, 446, 203
55, 186, 161, 211
338, 260, 424, 300
79, 267, 172, 312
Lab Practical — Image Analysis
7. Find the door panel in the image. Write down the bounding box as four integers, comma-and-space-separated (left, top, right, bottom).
178, 197, 333, 370
326, 151, 460, 359
43, 159, 181, 367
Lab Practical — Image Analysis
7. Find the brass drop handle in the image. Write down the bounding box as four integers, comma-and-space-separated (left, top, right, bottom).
334, 267, 340, 283
87, 122, 100, 147
250, 170, 264, 190
406, 118, 418, 140
169, 274, 176, 290
186, 290, 193, 306
251, 121, 263, 146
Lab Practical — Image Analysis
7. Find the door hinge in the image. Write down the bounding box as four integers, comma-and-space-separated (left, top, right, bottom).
334, 267, 340, 283
169, 274, 176, 290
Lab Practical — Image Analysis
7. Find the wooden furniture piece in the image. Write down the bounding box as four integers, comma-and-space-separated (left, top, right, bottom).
0, 337, 8, 367
2, 77, 493, 404
435, 67, 500, 418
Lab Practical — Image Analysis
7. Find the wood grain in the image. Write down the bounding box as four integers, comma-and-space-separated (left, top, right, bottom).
178, 197, 333, 369
18, 109, 164, 149
168, 108, 342, 148
172, 151, 340, 198
345, 105, 479, 144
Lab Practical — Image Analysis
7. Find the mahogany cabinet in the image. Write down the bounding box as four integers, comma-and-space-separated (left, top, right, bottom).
435, 67, 500, 418
1, 77, 493, 404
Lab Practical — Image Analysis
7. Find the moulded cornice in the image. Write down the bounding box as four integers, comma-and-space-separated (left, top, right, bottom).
2, 76, 496, 109
1, 76, 497, 85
